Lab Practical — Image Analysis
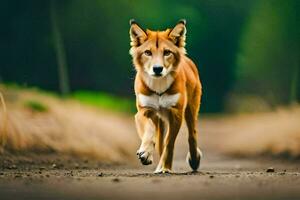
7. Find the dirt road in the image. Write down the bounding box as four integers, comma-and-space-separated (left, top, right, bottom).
0, 117, 299, 200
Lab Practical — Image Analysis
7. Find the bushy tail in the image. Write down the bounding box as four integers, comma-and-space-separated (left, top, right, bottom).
0, 91, 8, 150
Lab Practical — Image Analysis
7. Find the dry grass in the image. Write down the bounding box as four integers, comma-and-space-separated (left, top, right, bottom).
1, 85, 299, 163
221, 106, 300, 158
0, 85, 138, 163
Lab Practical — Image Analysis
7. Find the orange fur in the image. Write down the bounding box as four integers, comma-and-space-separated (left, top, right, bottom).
129, 19, 202, 173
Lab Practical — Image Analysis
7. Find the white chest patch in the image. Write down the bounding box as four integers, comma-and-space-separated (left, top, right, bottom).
143, 74, 174, 94
138, 93, 181, 110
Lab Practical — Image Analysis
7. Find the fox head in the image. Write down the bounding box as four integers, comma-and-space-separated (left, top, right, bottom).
129, 19, 187, 78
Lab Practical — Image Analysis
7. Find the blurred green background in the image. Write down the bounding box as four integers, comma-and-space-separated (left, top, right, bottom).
0, 0, 299, 113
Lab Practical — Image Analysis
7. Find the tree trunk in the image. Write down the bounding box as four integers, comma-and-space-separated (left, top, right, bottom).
50, 0, 70, 96
290, 58, 299, 104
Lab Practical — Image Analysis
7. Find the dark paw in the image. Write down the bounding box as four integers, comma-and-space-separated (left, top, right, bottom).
136, 151, 153, 165
186, 148, 202, 171
188, 156, 200, 171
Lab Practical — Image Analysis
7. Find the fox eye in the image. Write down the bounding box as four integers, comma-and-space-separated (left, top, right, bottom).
163, 50, 172, 56
144, 50, 152, 56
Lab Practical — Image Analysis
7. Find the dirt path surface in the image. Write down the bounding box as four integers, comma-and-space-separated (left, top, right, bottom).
0, 117, 300, 200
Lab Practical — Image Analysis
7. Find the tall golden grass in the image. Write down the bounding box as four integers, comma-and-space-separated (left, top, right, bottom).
222, 106, 300, 158
0, 85, 138, 163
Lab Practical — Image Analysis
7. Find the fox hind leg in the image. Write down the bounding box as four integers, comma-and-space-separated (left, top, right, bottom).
155, 108, 182, 173
156, 118, 165, 157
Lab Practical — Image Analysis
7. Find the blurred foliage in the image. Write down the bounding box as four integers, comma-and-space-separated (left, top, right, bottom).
24, 100, 48, 112
0, 0, 299, 113
72, 91, 135, 113
234, 0, 300, 106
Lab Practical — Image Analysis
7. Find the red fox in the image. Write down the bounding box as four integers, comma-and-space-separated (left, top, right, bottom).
129, 19, 202, 173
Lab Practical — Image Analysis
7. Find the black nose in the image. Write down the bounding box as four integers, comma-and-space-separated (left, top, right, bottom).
153, 66, 163, 75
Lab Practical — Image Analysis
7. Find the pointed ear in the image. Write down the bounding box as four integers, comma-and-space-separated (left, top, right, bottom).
168, 19, 187, 47
129, 19, 147, 47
